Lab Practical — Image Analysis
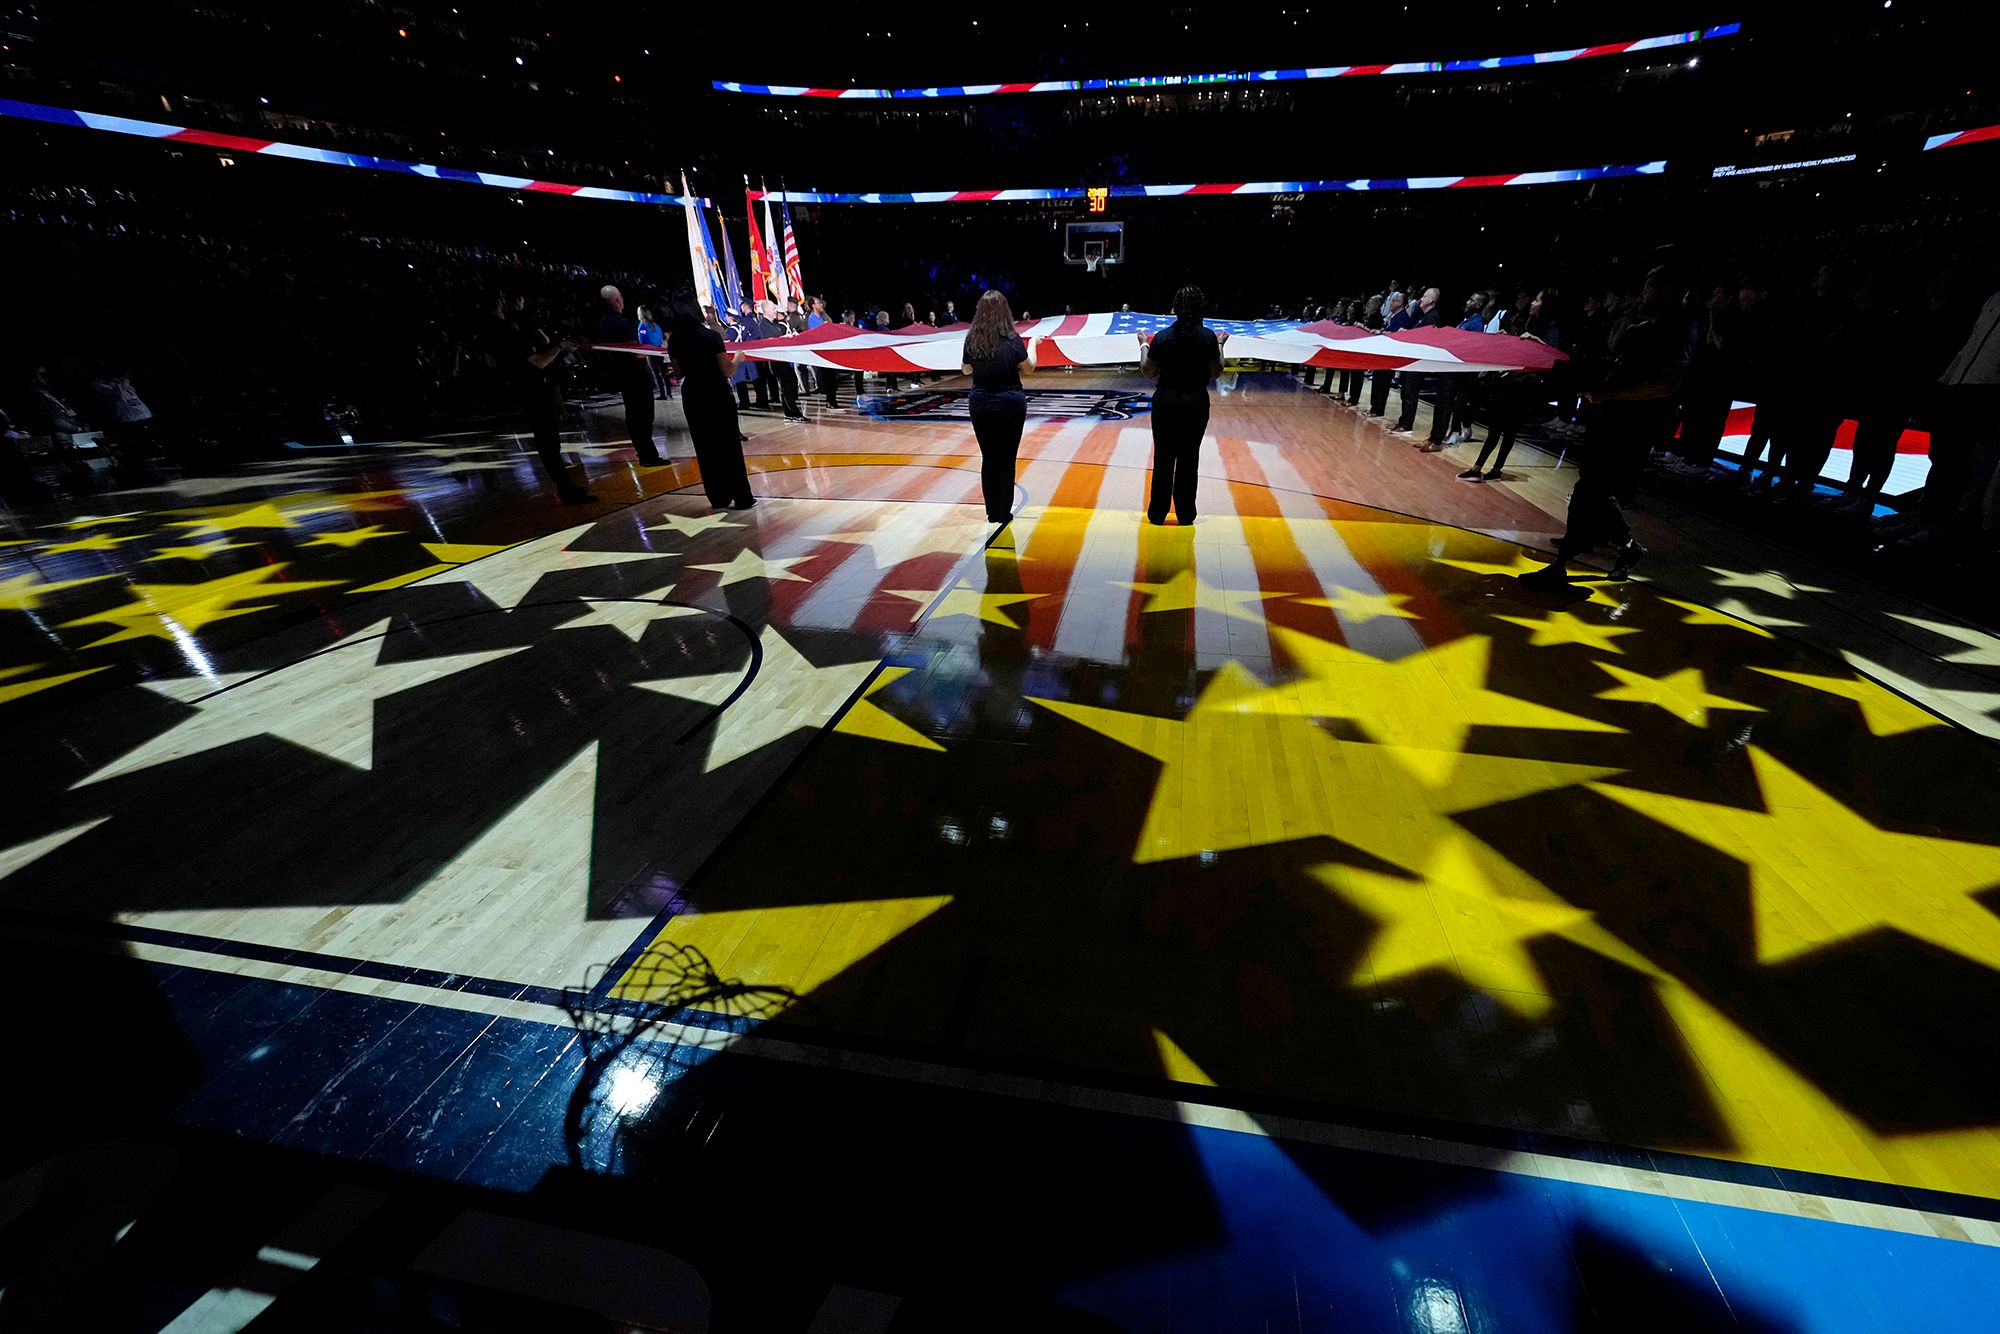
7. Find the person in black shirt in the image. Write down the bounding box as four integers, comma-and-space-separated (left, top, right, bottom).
508, 305, 598, 505
1138, 285, 1228, 525
959, 289, 1039, 524
667, 293, 755, 510
596, 285, 666, 466
1522, 267, 1687, 587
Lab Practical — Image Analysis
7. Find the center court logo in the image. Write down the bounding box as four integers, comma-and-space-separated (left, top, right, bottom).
862, 388, 1153, 422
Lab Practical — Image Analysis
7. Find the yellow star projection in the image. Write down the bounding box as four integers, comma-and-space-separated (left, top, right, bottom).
1750, 666, 1946, 737
1119, 569, 1290, 623
1229, 627, 1622, 781
833, 667, 946, 752
0, 663, 111, 706
166, 502, 302, 537
1592, 663, 1764, 728
302, 525, 400, 549
57, 565, 344, 646
1591, 747, 2000, 968
42, 533, 143, 555
144, 540, 254, 563
892, 583, 1046, 628
1657, 596, 1776, 638
1032, 661, 1619, 869
1312, 831, 1663, 1018
1295, 587, 1420, 624
1430, 553, 1625, 607
1494, 609, 1641, 655
0, 572, 115, 611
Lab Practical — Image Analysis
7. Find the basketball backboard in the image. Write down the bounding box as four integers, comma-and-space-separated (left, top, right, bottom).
1064, 220, 1124, 266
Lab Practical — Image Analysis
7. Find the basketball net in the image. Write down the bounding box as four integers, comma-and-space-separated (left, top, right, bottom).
1085, 255, 1101, 274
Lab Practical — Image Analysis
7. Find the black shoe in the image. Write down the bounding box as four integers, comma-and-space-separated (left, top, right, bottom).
1457, 468, 1483, 481
729, 498, 757, 511
1146, 513, 1168, 526
988, 512, 1012, 525
1609, 539, 1648, 580
637, 453, 666, 468
1516, 564, 1570, 591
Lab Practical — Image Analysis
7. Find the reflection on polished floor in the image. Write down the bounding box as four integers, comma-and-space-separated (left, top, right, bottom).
5, 376, 2000, 1329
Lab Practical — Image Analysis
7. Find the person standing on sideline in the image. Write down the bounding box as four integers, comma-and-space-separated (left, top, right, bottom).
752, 299, 805, 421
1521, 267, 1687, 587
635, 305, 672, 400
510, 303, 598, 505
1461, 289, 1563, 482
1423, 291, 1487, 451
1138, 285, 1228, 526
596, 285, 665, 466
1368, 292, 1406, 416
1395, 287, 1442, 436
959, 290, 1039, 525
668, 293, 755, 510
805, 295, 836, 407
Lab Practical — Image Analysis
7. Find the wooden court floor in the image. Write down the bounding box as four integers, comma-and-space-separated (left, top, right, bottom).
5, 371, 2000, 1215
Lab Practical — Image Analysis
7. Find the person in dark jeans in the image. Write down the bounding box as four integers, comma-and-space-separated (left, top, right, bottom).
1460, 290, 1563, 482
1347, 295, 1383, 405
1672, 287, 1733, 470
958, 289, 1038, 524
751, 299, 805, 420
1521, 267, 1687, 587
668, 294, 755, 510
1775, 262, 1856, 500
596, 284, 665, 466
1395, 287, 1442, 435
1139, 285, 1228, 525
1424, 291, 1487, 450
511, 312, 597, 505
1368, 293, 1407, 416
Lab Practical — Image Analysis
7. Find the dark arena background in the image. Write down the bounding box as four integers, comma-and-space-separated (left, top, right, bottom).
4, 3, 2000, 1330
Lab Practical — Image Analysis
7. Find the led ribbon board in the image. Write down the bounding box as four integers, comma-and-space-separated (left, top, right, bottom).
748, 164, 1668, 206
1924, 123, 2000, 151
714, 23, 1740, 98
0, 96, 696, 206
0, 98, 1666, 207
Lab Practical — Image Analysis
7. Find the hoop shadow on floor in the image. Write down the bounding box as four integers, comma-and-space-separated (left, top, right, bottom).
558, 941, 806, 1175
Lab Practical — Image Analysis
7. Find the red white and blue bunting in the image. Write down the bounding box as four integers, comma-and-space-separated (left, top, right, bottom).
714, 23, 1740, 98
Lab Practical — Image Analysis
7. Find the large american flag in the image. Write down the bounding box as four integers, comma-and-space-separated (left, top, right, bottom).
604, 312, 1566, 375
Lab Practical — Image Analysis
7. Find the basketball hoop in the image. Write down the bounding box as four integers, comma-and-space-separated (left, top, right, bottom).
1085, 255, 1101, 275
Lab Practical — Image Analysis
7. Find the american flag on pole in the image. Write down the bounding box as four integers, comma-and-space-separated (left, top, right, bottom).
780, 194, 806, 303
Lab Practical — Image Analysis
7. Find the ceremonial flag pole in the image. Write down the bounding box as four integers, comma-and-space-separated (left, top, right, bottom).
779, 181, 805, 306
712, 202, 748, 318
759, 179, 789, 308
744, 178, 771, 304
680, 170, 728, 320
